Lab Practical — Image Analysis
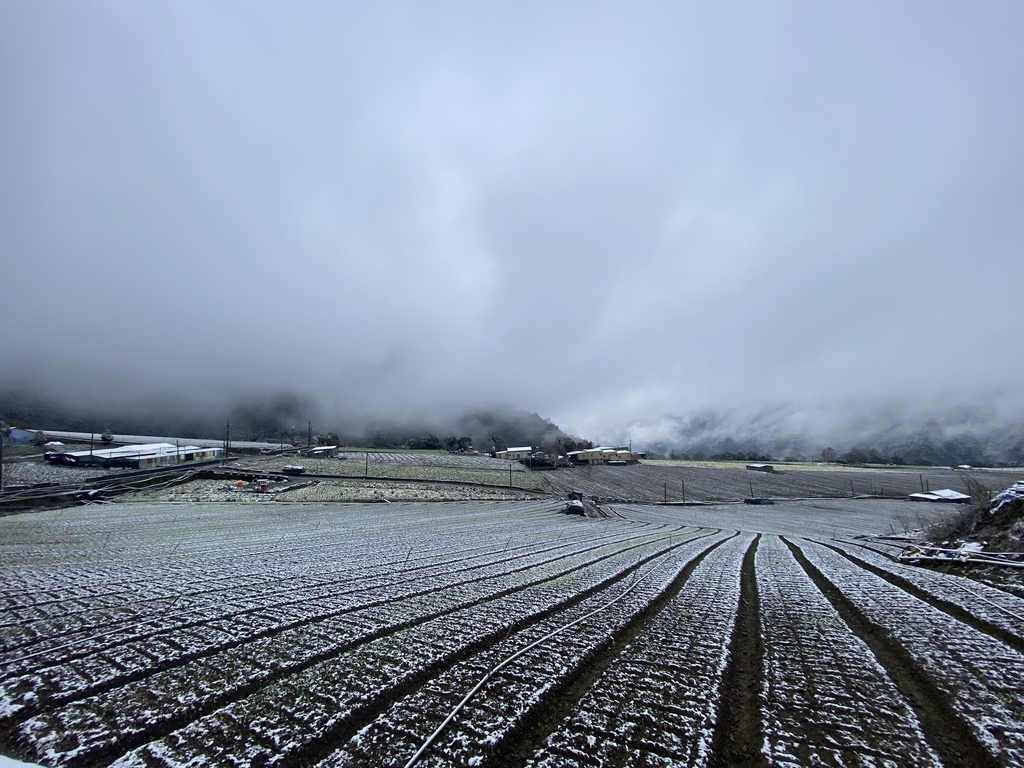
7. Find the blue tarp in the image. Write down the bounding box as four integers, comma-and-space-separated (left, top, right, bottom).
6, 428, 36, 445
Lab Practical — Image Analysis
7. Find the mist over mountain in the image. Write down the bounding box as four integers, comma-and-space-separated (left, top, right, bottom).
3, 378, 1022, 467
0, 383, 576, 455
2, 4, 1023, 465
616, 402, 1024, 467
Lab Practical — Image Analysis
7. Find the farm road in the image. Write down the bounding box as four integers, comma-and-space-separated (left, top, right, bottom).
1, 499, 1023, 766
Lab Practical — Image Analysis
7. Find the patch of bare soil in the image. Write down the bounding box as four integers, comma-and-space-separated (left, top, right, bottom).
710, 535, 766, 768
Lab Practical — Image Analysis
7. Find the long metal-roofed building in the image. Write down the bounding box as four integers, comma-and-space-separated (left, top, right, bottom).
567, 447, 647, 465
495, 446, 533, 461
38, 430, 288, 452
45, 443, 222, 469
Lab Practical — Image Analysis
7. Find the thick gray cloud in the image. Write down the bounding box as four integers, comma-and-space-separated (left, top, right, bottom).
3, 2, 1023, 442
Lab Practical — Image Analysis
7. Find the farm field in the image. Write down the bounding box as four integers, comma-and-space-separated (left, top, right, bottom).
7, 452, 1020, 508
2, 497, 1024, 766
234, 450, 530, 472
119, 479, 542, 504
1, 451, 541, 496
549, 462, 1023, 504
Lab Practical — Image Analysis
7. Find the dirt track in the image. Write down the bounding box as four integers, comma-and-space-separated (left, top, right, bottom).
1, 499, 1023, 766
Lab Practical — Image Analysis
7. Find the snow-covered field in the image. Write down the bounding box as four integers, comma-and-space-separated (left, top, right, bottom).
549, 462, 1023, 504
118, 478, 541, 504
2, 498, 1023, 766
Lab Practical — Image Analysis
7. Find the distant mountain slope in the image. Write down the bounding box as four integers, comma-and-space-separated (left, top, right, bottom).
627, 405, 1024, 467
0, 385, 581, 454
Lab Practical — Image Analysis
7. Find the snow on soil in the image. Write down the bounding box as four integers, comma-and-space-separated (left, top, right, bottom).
0, 758, 44, 768
610, 498, 953, 540
797, 539, 1024, 765
109, 526, 714, 767
322, 530, 731, 767
2, 498, 1024, 766
827, 539, 1024, 641
1, 462, 111, 486
526, 532, 751, 767
757, 535, 940, 766
119, 478, 539, 504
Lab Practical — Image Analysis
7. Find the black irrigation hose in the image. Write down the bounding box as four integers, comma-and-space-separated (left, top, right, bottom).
0, 469, 199, 509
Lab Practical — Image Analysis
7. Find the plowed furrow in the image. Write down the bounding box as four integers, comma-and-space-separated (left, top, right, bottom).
784, 537, 1005, 768
1, 517, 635, 657
758, 535, 940, 766
708, 534, 764, 768
1, 526, 686, 723
15, 531, 716, 766
305, 534, 731, 768
821, 539, 1024, 651
523, 532, 753, 768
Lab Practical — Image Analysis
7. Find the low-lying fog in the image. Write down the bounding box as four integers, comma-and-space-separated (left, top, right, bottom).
3, 3, 1022, 456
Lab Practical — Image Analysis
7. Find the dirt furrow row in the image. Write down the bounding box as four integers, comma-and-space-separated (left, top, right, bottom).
11, 530, 715, 766
1, 523, 680, 723
823, 539, 1024, 650
758, 535, 940, 766
0, 503, 574, 625
103, 534, 722, 768
302, 534, 731, 768
708, 534, 763, 768
521, 532, 753, 768
0, 501, 560, 611
785, 537, 1011, 767
0, 514, 636, 658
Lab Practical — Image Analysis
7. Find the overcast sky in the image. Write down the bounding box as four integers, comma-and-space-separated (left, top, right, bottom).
2, 2, 1023, 442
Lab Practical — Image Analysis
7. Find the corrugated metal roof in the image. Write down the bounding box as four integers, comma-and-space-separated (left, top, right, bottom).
58, 443, 213, 460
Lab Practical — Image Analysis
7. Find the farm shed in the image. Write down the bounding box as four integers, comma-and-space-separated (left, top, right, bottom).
45, 442, 222, 469
568, 447, 644, 465
496, 446, 533, 461
567, 449, 599, 465
303, 445, 338, 458
909, 489, 970, 503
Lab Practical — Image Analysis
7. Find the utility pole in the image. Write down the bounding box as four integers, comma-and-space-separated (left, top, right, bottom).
225, 422, 230, 464
308, 421, 312, 450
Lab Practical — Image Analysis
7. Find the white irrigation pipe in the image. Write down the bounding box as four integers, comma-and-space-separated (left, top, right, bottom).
403, 560, 664, 768
904, 544, 1024, 557
947, 577, 1024, 623
899, 553, 1024, 570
